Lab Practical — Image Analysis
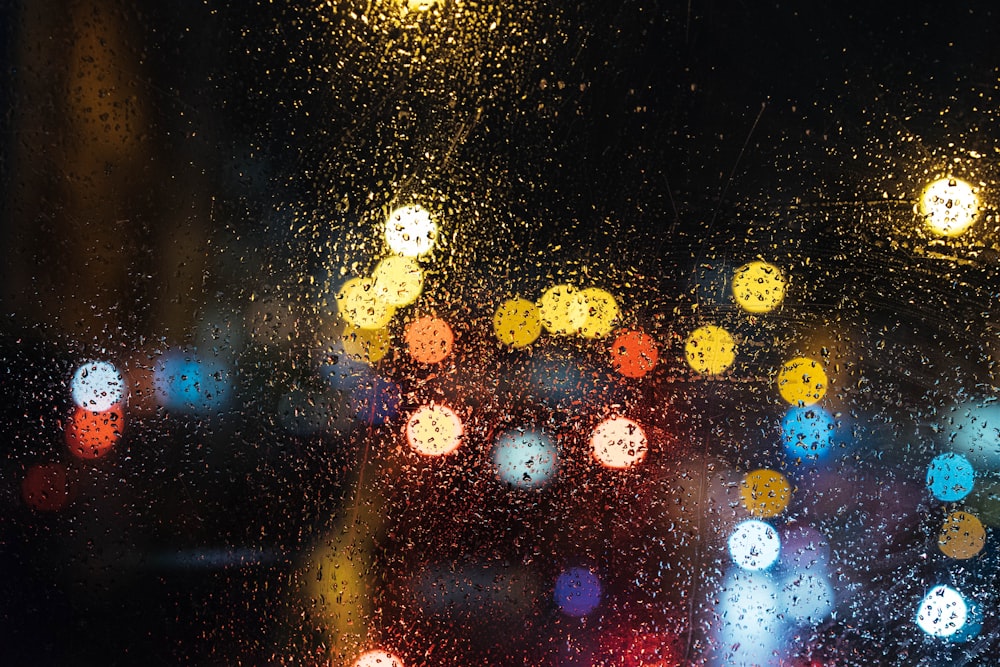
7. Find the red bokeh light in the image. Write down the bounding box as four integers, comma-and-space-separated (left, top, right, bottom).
21, 462, 72, 512
66, 404, 125, 459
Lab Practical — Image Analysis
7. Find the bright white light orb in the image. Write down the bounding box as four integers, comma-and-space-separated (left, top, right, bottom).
728, 519, 780, 571
353, 649, 404, 667
385, 205, 437, 257
493, 429, 558, 489
590, 416, 648, 469
916, 585, 968, 638
71, 361, 125, 412
920, 178, 980, 237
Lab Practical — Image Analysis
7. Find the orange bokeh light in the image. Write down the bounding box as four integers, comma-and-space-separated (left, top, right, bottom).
66, 405, 124, 459
404, 315, 454, 364
609, 330, 659, 378
21, 462, 72, 512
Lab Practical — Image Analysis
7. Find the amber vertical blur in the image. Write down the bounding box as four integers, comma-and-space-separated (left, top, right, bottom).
2, 0, 210, 342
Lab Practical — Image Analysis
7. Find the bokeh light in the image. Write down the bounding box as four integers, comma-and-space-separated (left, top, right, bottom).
554, 567, 602, 617
938, 511, 986, 559
949, 402, 1000, 469
341, 324, 392, 364
385, 204, 437, 257
493, 428, 558, 489
926, 453, 975, 502
66, 404, 124, 459
372, 255, 424, 306
404, 315, 454, 364
406, 403, 463, 456
337, 277, 396, 330
350, 376, 401, 425
716, 570, 780, 666
740, 469, 791, 517
776, 356, 828, 406
608, 329, 658, 378
590, 416, 647, 469
781, 406, 836, 460
916, 585, 968, 638
731, 260, 786, 313
153, 351, 231, 413
920, 177, 980, 237
353, 648, 404, 667
684, 324, 736, 375
21, 463, 71, 512
537, 284, 587, 336
492, 297, 542, 348
779, 572, 833, 625
578, 287, 620, 339
728, 519, 780, 570
71, 360, 125, 412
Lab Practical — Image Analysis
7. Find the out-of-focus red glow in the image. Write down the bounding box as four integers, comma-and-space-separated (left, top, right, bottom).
404, 315, 454, 364
21, 462, 72, 512
65, 404, 124, 459
594, 629, 681, 666
609, 330, 658, 378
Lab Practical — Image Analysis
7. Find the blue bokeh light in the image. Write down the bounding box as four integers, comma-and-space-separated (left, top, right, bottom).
154, 350, 231, 414
493, 429, 558, 489
554, 567, 602, 617
926, 453, 975, 502
781, 406, 835, 460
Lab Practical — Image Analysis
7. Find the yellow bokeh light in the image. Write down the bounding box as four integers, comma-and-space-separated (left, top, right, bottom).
740, 469, 791, 518
938, 511, 986, 559
337, 277, 396, 330
920, 177, 980, 237
372, 255, 424, 307
342, 324, 392, 363
591, 416, 648, 469
684, 324, 736, 375
493, 297, 542, 348
537, 284, 588, 336
732, 260, 786, 314
385, 205, 438, 257
578, 287, 620, 339
777, 356, 828, 406
406, 403, 463, 456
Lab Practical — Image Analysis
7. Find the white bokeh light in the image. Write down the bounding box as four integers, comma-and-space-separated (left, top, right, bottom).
385, 205, 438, 257
728, 519, 780, 571
916, 585, 968, 638
71, 360, 125, 412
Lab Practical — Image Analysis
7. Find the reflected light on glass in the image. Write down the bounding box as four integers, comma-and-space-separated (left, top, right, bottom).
406, 403, 463, 456
684, 324, 736, 375
731, 260, 786, 313
949, 403, 1000, 469
71, 360, 125, 412
578, 287, 620, 339
916, 585, 968, 638
337, 277, 396, 330
926, 452, 975, 502
493, 429, 558, 489
385, 204, 437, 257
353, 648, 404, 667
493, 297, 542, 348
776, 357, 828, 406
781, 406, 835, 460
537, 284, 588, 336
21, 462, 71, 512
728, 519, 780, 570
779, 572, 833, 625
372, 255, 424, 307
609, 329, 658, 379
938, 511, 986, 559
554, 567, 602, 617
715, 570, 780, 667
920, 177, 980, 237
404, 315, 454, 364
740, 469, 791, 518
591, 416, 648, 469
66, 404, 124, 459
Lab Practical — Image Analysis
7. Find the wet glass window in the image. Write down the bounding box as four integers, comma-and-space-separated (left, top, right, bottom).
4, 2, 1000, 665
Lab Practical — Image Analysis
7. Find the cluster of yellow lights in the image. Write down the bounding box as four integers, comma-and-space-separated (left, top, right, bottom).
920, 177, 981, 237
492, 285, 620, 347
